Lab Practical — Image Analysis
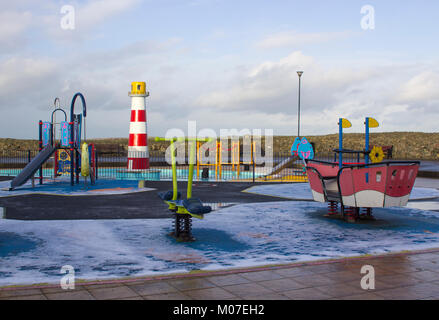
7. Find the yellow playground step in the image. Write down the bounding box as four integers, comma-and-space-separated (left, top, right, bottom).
258, 174, 308, 182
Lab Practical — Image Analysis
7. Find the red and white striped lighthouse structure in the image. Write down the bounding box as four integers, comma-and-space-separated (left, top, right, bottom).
127, 81, 149, 170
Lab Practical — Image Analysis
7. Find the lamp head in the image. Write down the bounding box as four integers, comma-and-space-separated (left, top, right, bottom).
297, 71, 304, 77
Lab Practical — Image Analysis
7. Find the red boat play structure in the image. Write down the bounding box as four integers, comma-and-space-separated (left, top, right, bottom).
305, 117, 420, 222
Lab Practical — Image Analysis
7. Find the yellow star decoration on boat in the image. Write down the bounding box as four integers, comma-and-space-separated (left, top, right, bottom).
369, 146, 385, 163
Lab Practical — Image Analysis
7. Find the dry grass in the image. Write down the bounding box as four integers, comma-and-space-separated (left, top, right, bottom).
1, 132, 438, 160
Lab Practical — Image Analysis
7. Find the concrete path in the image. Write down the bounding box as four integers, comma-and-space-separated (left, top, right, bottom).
1, 248, 438, 300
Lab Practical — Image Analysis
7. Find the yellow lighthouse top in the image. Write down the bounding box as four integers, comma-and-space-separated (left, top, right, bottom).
130, 82, 146, 95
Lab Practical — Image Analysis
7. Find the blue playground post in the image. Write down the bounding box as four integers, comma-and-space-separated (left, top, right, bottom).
365, 117, 370, 166
338, 118, 343, 169
39, 120, 43, 185
69, 92, 87, 186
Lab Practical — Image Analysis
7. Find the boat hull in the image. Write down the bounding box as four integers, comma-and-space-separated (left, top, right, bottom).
306, 160, 420, 208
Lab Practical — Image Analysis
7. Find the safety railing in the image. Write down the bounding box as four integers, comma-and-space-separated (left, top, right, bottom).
0, 149, 311, 182
2, 147, 422, 182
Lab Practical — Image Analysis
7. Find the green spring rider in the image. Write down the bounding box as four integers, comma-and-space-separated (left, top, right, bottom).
156, 137, 212, 242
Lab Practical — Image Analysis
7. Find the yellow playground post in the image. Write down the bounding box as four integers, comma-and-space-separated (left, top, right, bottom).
196, 140, 255, 181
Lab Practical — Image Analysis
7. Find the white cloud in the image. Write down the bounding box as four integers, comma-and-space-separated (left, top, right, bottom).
256, 30, 353, 49
42, 0, 141, 43
195, 51, 376, 114
0, 11, 33, 52
192, 51, 439, 135
2, 41, 438, 139
75, 0, 141, 29
0, 34, 190, 138
397, 71, 439, 103
0, 1, 437, 139
0, 57, 58, 100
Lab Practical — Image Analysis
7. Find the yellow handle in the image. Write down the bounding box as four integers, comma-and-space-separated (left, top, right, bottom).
155, 137, 212, 142
81, 143, 90, 177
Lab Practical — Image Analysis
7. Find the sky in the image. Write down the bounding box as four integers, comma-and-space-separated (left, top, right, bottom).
0, 0, 438, 139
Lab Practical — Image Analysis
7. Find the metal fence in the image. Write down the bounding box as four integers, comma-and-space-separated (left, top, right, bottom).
0, 150, 53, 177
0, 146, 404, 182
96, 150, 308, 182
0, 149, 314, 182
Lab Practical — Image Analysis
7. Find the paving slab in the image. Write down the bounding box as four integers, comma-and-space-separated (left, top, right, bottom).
129, 281, 178, 296
184, 287, 238, 300
258, 278, 308, 292
205, 274, 251, 287
221, 282, 274, 298
283, 287, 333, 300
239, 270, 284, 282
144, 292, 193, 300
167, 278, 216, 291
45, 290, 95, 300
88, 285, 139, 300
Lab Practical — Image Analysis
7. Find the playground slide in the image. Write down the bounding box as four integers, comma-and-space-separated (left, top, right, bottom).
10, 144, 56, 190
264, 156, 298, 177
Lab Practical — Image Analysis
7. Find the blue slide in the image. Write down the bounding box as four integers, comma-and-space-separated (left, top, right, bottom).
10, 144, 56, 190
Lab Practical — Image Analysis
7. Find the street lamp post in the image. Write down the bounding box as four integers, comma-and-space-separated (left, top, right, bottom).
297, 71, 303, 138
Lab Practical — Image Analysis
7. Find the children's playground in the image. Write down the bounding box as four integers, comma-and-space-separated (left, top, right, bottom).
1, 85, 439, 300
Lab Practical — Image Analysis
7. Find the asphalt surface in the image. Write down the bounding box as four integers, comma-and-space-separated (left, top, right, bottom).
0, 180, 291, 220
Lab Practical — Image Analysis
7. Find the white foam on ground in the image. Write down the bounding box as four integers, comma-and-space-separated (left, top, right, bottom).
1, 201, 439, 286
244, 183, 313, 200
407, 201, 439, 211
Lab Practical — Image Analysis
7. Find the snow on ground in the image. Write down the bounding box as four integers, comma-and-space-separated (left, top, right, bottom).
407, 201, 439, 211
2, 200, 439, 286
244, 183, 313, 200
245, 183, 439, 201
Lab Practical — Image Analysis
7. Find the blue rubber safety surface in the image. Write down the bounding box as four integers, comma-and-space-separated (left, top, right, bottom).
0, 167, 264, 181
0, 178, 154, 197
